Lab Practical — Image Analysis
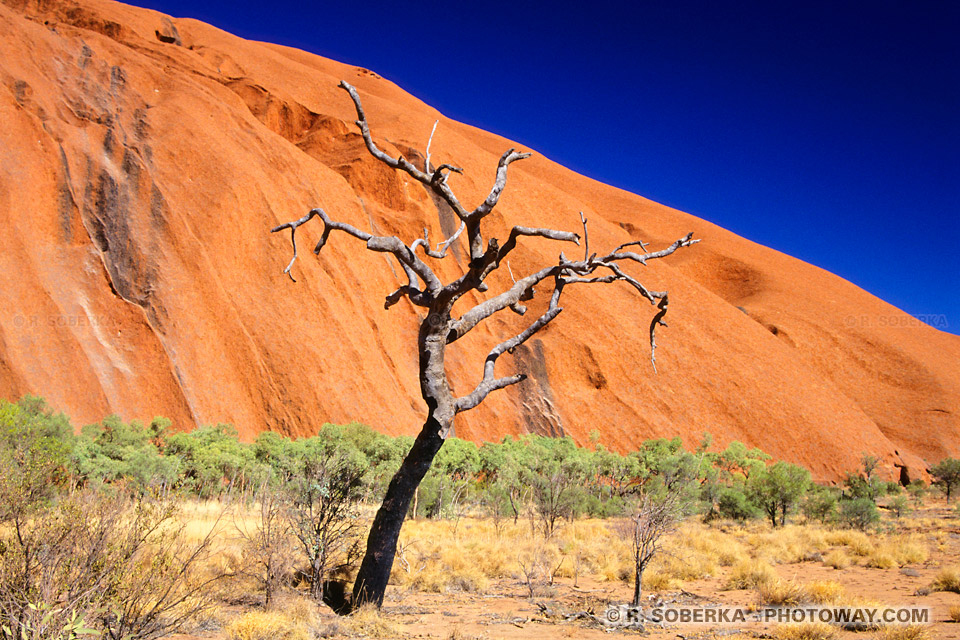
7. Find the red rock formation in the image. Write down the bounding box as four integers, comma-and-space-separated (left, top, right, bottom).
0, 0, 956, 481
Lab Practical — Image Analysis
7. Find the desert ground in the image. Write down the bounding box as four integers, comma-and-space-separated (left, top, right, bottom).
173, 500, 960, 640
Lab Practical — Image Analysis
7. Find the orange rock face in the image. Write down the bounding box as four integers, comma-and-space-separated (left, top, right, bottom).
0, 0, 957, 481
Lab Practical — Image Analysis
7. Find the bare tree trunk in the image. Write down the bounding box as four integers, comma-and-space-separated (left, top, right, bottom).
351, 411, 447, 608
633, 562, 643, 608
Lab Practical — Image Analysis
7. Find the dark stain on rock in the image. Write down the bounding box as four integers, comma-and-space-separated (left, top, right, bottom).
149, 183, 168, 228
78, 44, 93, 69
513, 339, 565, 437
103, 126, 116, 155
155, 18, 182, 46
121, 148, 140, 188
57, 145, 76, 243
579, 345, 608, 390
109, 65, 125, 95
133, 108, 149, 141
81, 165, 157, 306
13, 80, 29, 106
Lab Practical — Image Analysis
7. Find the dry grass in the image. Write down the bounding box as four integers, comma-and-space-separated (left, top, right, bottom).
159, 501, 955, 639
930, 567, 960, 593
824, 529, 875, 556
823, 549, 851, 569
224, 611, 311, 640
872, 625, 931, 640
804, 580, 845, 604
948, 605, 960, 623
445, 626, 487, 640
757, 578, 808, 606
342, 604, 402, 638
772, 622, 838, 640
679, 524, 748, 566
642, 568, 679, 591
725, 558, 778, 590
864, 550, 898, 569
864, 538, 928, 569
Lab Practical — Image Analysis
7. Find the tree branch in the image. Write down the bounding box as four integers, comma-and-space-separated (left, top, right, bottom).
272, 208, 441, 305
470, 148, 532, 220
602, 232, 700, 267
270, 210, 320, 282
411, 221, 467, 260
649, 294, 669, 373
455, 277, 566, 413
424, 120, 438, 173
339, 81, 471, 220
447, 264, 560, 344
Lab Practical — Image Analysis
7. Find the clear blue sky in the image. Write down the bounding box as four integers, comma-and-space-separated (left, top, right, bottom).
130, 0, 959, 333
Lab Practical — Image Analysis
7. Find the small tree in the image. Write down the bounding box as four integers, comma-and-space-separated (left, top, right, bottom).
801, 485, 839, 524
747, 461, 810, 527
717, 486, 759, 522
931, 457, 960, 502
272, 81, 697, 609
285, 442, 365, 607
839, 497, 880, 530
523, 436, 591, 538
619, 465, 695, 608
234, 486, 294, 605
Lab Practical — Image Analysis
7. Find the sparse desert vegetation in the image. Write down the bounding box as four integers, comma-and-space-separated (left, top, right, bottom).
2, 395, 959, 639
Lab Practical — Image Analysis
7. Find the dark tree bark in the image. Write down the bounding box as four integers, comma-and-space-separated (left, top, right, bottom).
272, 81, 699, 610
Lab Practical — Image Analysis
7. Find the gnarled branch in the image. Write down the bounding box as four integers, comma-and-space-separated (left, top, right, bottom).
272, 208, 442, 306
471, 148, 532, 220
455, 276, 566, 413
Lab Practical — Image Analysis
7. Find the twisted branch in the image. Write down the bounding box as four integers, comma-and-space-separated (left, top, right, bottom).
455, 276, 566, 413
271, 208, 442, 306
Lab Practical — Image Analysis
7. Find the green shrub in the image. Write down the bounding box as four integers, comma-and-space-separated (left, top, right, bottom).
802, 486, 839, 524
931, 457, 960, 502
747, 461, 811, 527
839, 497, 880, 530
717, 487, 758, 522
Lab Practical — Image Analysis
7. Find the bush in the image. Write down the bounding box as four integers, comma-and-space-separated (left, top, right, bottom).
717, 487, 759, 522
930, 567, 960, 593
0, 489, 224, 640
839, 498, 879, 530
931, 457, 960, 502
801, 486, 839, 524
0, 396, 74, 522
747, 461, 811, 527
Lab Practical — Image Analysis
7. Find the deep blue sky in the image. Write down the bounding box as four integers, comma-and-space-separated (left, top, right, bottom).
131, 0, 959, 333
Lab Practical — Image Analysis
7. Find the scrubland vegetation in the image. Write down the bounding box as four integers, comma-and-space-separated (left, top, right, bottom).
2, 395, 959, 639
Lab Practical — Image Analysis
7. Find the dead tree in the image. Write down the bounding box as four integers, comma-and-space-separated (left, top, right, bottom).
272, 81, 699, 610
618, 474, 693, 608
